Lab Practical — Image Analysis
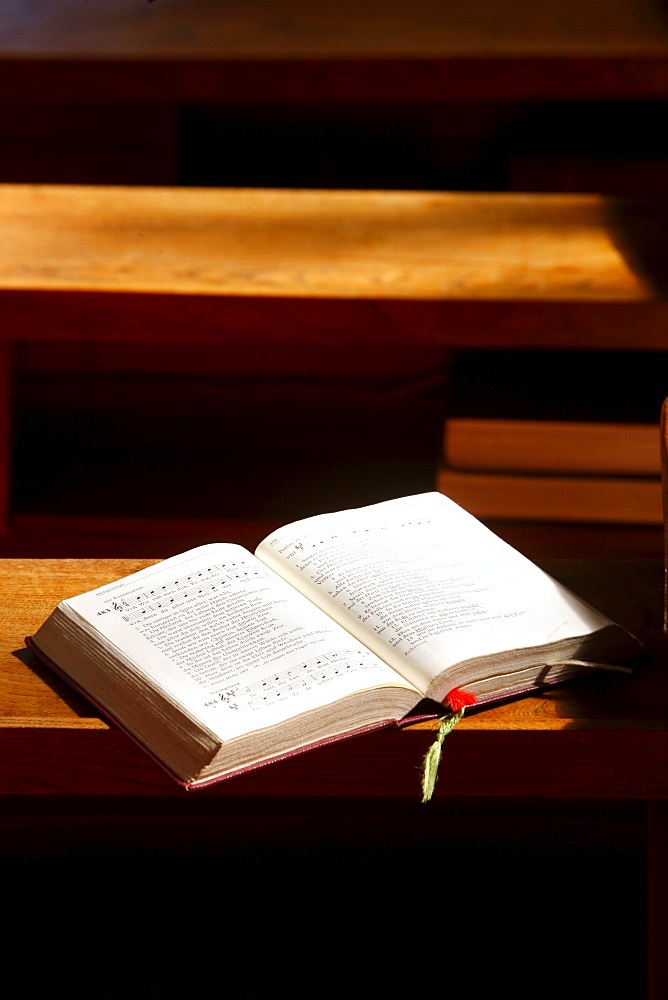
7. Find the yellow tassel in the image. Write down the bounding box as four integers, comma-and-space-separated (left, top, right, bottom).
420, 708, 466, 803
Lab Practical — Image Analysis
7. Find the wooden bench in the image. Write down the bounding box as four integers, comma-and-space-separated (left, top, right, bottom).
1, 183, 667, 553
3, 0, 668, 103
2, 555, 667, 995
2, 2, 668, 191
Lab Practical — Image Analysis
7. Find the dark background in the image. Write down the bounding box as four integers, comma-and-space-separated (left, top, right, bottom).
1, 4, 663, 997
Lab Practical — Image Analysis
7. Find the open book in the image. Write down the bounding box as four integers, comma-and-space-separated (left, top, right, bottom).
28, 493, 642, 789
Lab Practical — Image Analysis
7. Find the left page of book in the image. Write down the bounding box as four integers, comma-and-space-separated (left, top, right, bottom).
34, 544, 420, 748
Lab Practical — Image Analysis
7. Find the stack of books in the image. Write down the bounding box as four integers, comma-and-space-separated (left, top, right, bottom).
437, 351, 664, 526
438, 416, 661, 524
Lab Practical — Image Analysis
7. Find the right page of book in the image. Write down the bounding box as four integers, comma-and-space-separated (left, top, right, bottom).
256, 493, 619, 700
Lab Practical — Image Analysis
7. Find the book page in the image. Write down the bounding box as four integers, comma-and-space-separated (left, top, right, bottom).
63, 544, 416, 741
256, 493, 612, 693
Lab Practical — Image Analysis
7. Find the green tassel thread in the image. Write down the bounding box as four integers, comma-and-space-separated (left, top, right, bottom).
421, 707, 467, 803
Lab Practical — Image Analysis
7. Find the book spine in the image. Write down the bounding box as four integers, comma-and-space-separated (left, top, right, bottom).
443, 418, 660, 477
436, 468, 662, 524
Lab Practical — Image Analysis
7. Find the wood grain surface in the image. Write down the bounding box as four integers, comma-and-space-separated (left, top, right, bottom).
0, 185, 665, 301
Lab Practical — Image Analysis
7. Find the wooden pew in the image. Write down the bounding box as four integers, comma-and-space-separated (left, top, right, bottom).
1, 183, 667, 553
3, 184, 666, 337
2, 0, 668, 103
2, 555, 668, 996
2, 2, 668, 189
4, 555, 667, 796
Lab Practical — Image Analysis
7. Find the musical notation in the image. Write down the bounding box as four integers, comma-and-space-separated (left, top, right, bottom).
104, 561, 263, 625
216, 649, 374, 712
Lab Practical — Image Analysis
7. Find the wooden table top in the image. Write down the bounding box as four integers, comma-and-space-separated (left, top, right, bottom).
2, 556, 667, 798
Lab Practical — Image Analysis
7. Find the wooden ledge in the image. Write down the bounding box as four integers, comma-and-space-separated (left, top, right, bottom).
1, 557, 667, 797
1, 185, 667, 303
